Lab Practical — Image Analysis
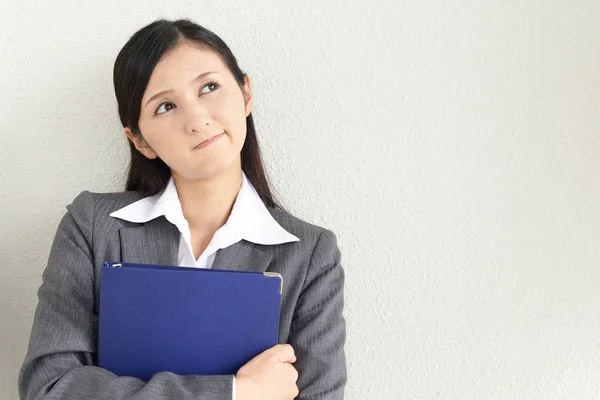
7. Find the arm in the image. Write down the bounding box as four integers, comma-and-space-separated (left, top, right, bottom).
18, 191, 234, 400
289, 229, 347, 400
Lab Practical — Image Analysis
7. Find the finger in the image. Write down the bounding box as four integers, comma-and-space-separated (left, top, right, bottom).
282, 344, 296, 363
271, 344, 296, 363
290, 383, 300, 399
286, 363, 299, 382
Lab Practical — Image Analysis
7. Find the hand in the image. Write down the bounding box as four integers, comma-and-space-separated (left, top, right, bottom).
235, 344, 299, 400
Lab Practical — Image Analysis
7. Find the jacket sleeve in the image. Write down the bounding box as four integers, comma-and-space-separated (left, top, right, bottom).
289, 229, 348, 399
18, 191, 234, 400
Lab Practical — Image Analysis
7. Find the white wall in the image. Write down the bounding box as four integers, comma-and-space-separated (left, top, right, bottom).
1, 0, 599, 399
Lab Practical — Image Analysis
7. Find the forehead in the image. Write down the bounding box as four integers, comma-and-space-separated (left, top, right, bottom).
144, 43, 227, 90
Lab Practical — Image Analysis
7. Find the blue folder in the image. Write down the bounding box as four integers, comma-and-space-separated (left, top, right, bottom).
98, 261, 282, 381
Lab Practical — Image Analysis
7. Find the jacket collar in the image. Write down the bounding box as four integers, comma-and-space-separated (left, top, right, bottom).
117, 217, 276, 273
109, 171, 298, 245
110, 171, 298, 272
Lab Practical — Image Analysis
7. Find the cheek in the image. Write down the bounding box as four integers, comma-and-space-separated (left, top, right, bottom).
230, 114, 248, 151
137, 119, 176, 153
213, 96, 247, 144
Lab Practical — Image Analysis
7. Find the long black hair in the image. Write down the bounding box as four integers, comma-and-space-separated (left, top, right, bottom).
113, 18, 281, 209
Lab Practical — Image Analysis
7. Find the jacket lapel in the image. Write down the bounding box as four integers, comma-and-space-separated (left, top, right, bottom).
118, 217, 273, 272
212, 240, 273, 273
118, 217, 179, 266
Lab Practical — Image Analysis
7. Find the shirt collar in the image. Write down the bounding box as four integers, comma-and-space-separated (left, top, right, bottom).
109, 172, 299, 246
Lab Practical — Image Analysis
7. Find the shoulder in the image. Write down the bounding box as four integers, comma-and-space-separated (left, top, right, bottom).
49, 190, 148, 256
267, 207, 340, 255
63, 190, 148, 232
66, 190, 146, 215
267, 208, 343, 290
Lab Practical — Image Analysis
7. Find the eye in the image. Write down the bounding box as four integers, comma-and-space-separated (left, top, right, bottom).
155, 102, 175, 115
200, 81, 220, 95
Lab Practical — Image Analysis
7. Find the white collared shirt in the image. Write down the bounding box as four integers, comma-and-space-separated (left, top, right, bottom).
109, 171, 299, 268
108, 171, 299, 398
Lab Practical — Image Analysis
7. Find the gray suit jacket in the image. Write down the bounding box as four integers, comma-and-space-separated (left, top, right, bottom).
18, 190, 346, 399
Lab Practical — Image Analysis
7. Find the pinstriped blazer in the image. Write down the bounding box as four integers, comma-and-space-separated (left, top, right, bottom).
18, 190, 346, 399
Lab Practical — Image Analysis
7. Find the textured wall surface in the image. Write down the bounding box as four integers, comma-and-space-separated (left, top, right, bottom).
2, 0, 600, 399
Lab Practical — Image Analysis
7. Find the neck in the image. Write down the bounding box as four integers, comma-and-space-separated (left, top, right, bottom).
171, 163, 243, 233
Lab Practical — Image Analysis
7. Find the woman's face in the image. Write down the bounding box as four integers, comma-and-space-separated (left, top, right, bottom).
126, 42, 252, 181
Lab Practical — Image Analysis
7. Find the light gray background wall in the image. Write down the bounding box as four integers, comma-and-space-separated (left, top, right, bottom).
1, 0, 599, 399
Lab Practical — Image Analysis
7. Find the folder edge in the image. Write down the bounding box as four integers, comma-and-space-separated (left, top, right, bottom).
263, 272, 283, 294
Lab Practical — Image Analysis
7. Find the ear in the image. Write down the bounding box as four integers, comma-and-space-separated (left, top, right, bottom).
243, 75, 253, 117
124, 127, 158, 159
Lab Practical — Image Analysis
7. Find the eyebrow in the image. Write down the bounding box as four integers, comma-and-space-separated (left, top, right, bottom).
144, 71, 218, 108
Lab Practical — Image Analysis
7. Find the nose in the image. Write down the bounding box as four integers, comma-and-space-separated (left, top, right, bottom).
183, 101, 212, 134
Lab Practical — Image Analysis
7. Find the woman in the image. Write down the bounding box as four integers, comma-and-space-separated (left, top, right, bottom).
18, 18, 346, 400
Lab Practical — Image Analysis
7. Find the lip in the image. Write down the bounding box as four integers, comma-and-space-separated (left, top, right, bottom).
194, 132, 225, 150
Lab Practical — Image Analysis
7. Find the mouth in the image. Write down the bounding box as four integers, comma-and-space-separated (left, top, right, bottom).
194, 131, 225, 150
